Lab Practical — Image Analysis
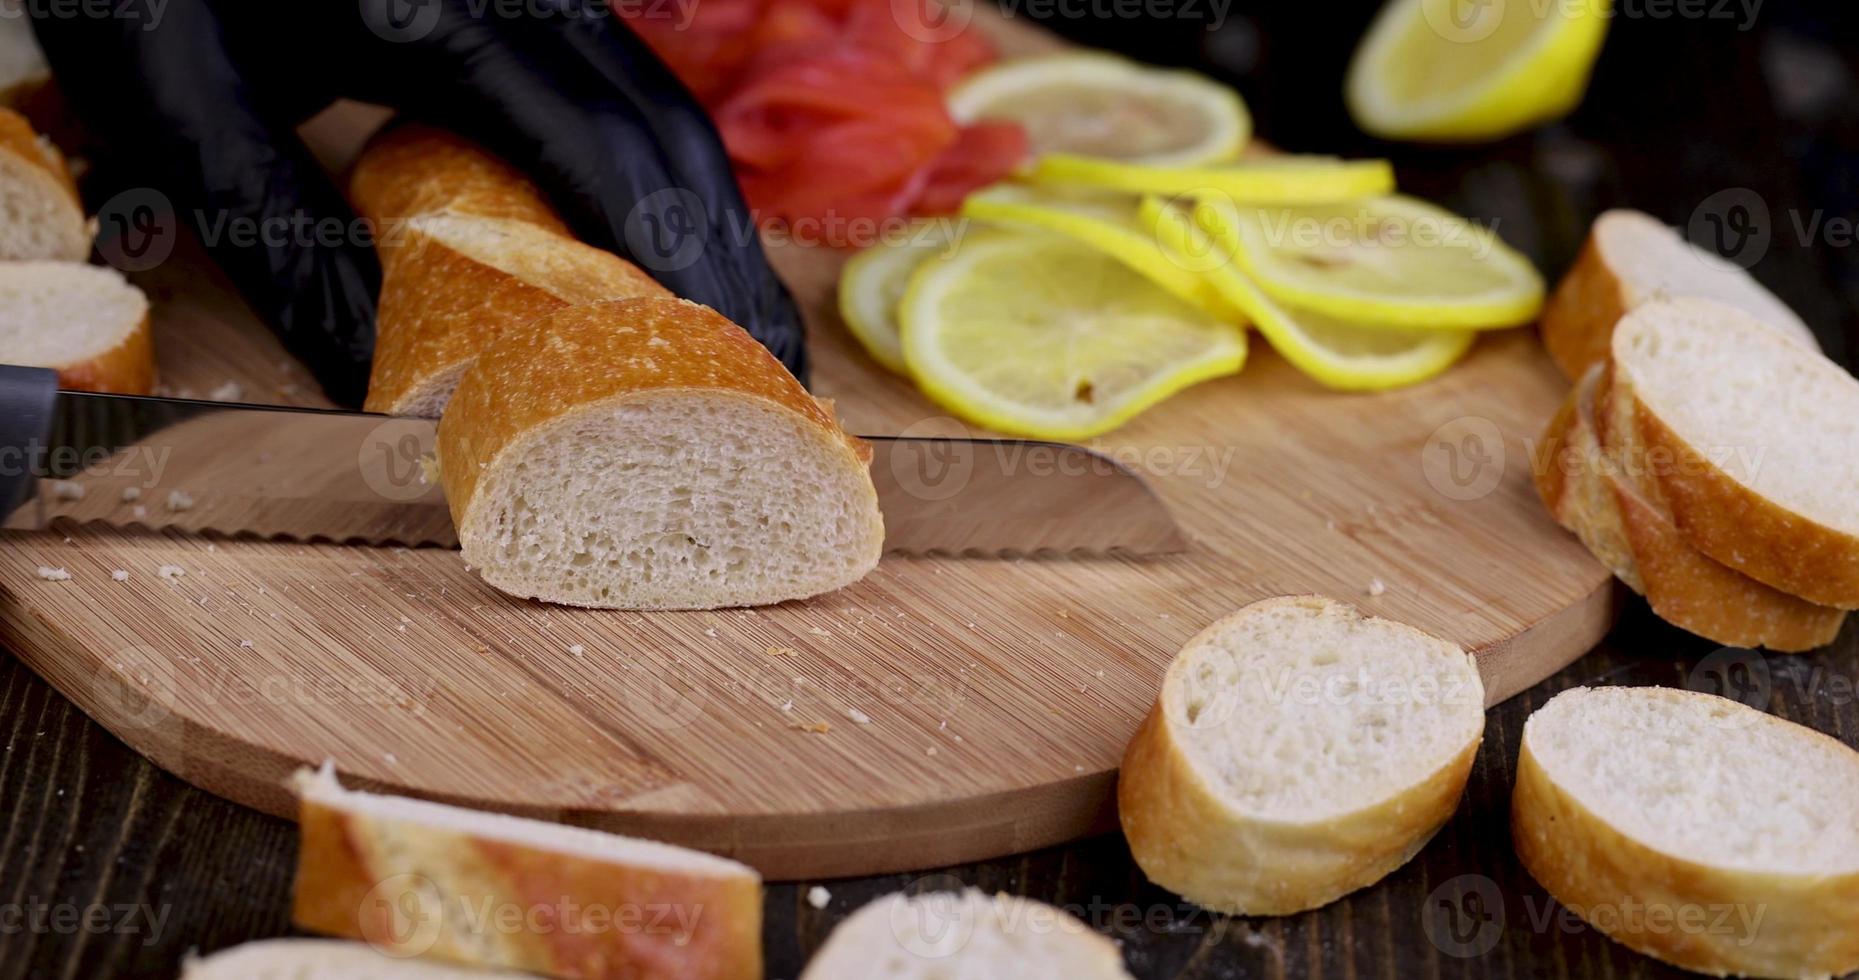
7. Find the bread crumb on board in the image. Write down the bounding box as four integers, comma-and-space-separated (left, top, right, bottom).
806, 886, 831, 909
121, 487, 141, 502
166, 490, 194, 512
35, 566, 71, 581
157, 565, 186, 579
789, 721, 832, 734
111, 570, 129, 582
847, 707, 871, 724
206, 380, 243, 402
49, 480, 84, 501
569, 644, 585, 657
1367, 578, 1387, 597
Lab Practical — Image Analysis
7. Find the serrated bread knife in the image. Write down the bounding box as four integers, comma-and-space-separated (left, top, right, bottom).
0, 366, 1187, 556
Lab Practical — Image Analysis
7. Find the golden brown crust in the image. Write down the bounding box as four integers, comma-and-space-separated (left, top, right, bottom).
348, 122, 568, 235
292, 781, 763, 980
1513, 728, 1859, 979
1540, 232, 1631, 381
50, 308, 156, 395
0, 104, 78, 205
439, 297, 863, 525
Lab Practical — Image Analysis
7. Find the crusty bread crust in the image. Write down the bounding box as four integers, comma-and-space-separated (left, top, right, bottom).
1538, 367, 1843, 650
1540, 230, 1631, 381
1604, 327, 1859, 609
51, 306, 155, 395
290, 768, 763, 980
349, 123, 568, 235
1513, 690, 1859, 979
1117, 596, 1482, 916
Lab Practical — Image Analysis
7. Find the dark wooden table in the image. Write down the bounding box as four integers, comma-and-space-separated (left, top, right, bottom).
5, 1, 1858, 977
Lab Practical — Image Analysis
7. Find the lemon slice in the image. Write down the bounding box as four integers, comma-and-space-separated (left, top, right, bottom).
901, 228, 1246, 440
948, 53, 1251, 166
1196, 194, 1544, 329
1346, 0, 1610, 141
1031, 154, 1396, 203
960, 183, 1241, 321
1142, 197, 1473, 391
837, 221, 959, 374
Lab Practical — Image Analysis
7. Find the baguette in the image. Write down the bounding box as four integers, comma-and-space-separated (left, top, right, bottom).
0, 261, 152, 393
1118, 595, 1484, 915
182, 939, 525, 978
289, 766, 763, 980
0, 105, 87, 261
350, 124, 670, 416
1537, 365, 1844, 650
1606, 297, 1859, 608
1513, 686, 1859, 979
1541, 209, 1817, 379
799, 890, 1133, 979
436, 297, 884, 609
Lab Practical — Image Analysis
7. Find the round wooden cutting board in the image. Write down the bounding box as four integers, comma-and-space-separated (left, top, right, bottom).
0, 22, 1613, 880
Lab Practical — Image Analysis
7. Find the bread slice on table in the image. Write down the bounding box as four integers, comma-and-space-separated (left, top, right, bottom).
800, 889, 1133, 979
1537, 364, 1845, 651
0, 106, 88, 261
0, 261, 152, 393
1605, 297, 1859, 608
365, 213, 669, 415
348, 122, 570, 236
438, 296, 884, 609
1118, 595, 1485, 915
182, 939, 527, 978
290, 765, 763, 980
1513, 686, 1859, 979
1541, 209, 1817, 379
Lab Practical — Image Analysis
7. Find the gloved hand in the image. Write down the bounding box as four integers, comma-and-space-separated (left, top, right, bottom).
31, 0, 809, 408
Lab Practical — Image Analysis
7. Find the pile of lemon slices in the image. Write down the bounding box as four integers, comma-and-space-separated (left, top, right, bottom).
838, 53, 1548, 440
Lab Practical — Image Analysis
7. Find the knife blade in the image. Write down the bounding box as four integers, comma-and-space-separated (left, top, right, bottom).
0, 369, 1187, 556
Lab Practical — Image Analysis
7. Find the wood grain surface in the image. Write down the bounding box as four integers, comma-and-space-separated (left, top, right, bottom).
0, 10, 1623, 882
5, 0, 1858, 976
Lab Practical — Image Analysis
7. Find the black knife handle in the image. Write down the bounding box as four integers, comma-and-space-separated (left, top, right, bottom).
0, 366, 58, 519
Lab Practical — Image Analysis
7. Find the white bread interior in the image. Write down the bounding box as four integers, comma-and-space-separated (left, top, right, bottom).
1514, 686, 1859, 979
1119, 595, 1485, 915
0, 128, 85, 262
182, 939, 523, 979
0, 261, 151, 391
1597, 209, 1816, 349
799, 889, 1133, 979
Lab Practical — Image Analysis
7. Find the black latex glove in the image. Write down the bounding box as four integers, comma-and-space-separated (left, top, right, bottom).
31, 0, 809, 408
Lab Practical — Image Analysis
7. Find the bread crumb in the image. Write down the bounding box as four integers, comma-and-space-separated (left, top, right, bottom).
383, 752, 398, 765
49, 480, 84, 501
806, 886, 831, 909
121, 487, 141, 502
239, 640, 253, 648
111, 570, 129, 582
1367, 578, 1387, 597
166, 490, 194, 512
766, 646, 797, 657
132, 505, 147, 519
569, 644, 585, 657
847, 707, 871, 724
790, 721, 832, 734
206, 380, 243, 402
35, 566, 71, 581
418, 453, 441, 485
157, 565, 185, 579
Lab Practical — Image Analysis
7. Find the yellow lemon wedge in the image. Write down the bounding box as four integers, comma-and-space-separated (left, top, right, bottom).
837, 221, 960, 374
1030, 153, 1396, 204
1195, 194, 1545, 329
1141, 196, 1474, 391
1346, 0, 1611, 142
948, 52, 1251, 166
899, 228, 1246, 440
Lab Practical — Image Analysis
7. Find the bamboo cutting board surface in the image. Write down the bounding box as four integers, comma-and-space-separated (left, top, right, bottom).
0, 19, 1613, 879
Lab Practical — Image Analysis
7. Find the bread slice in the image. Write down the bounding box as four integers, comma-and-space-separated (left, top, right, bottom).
0, 261, 153, 393
349, 122, 569, 236
290, 765, 763, 980
1117, 595, 1485, 915
1607, 297, 1859, 607
365, 213, 669, 416
182, 939, 526, 978
437, 296, 884, 609
0, 9, 50, 109
0, 106, 87, 262
799, 889, 1133, 979
1537, 365, 1845, 650
1541, 209, 1818, 379
1514, 686, 1859, 979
